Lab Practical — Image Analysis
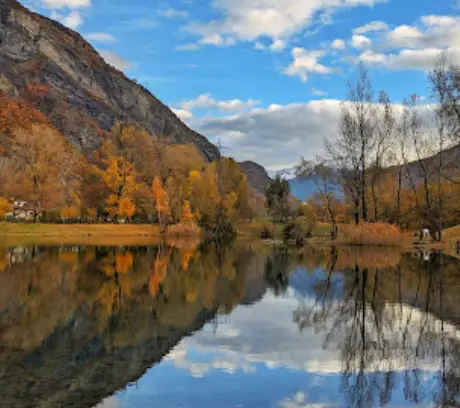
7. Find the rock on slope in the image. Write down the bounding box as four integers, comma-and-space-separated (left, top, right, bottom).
239, 161, 272, 193
0, 0, 219, 161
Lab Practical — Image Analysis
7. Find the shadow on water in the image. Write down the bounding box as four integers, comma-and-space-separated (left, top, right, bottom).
0, 243, 460, 407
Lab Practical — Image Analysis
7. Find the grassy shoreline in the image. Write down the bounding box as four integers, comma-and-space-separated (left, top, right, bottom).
0, 222, 458, 251
0, 222, 163, 237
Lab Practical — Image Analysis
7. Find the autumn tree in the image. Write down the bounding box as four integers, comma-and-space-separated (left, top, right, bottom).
7, 124, 82, 221
0, 197, 11, 220
186, 168, 219, 225
109, 123, 165, 183
152, 176, 170, 232
182, 200, 195, 222
103, 154, 138, 222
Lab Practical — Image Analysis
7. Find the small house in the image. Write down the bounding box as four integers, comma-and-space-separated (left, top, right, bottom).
6, 200, 41, 221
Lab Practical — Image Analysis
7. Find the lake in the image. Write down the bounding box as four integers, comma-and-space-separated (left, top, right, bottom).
0, 242, 460, 408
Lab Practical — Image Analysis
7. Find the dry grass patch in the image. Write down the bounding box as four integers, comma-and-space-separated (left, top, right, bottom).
338, 222, 403, 247
0, 222, 161, 237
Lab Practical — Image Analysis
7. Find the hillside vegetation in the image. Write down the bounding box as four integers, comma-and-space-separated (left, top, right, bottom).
0, 95, 266, 236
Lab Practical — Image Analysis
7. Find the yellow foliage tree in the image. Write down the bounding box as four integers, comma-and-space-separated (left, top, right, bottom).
182, 200, 195, 222
103, 155, 138, 222
152, 176, 170, 232
0, 197, 12, 220
60, 206, 80, 220
118, 197, 136, 219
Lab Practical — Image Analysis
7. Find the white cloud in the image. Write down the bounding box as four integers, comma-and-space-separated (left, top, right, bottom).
41, 0, 90, 8
330, 39, 345, 50
158, 8, 189, 18
270, 39, 286, 52
181, 94, 260, 113
353, 20, 388, 35
172, 108, 194, 122
358, 47, 460, 70
51, 10, 83, 29
383, 15, 460, 50
279, 392, 333, 408
351, 15, 460, 72
351, 34, 372, 49
193, 100, 342, 170
86, 32, 116, 43
312, 88, 327, 96
166, 286, 460, 381
99, 51, 135, 71
384, 25, 425, 48
187, 0, 387, 49
421, 15, 457, 27
284, 48, 336, 82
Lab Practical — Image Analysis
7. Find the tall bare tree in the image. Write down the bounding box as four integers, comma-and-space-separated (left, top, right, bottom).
369, 91, 395, 221
327, 63, 375, 224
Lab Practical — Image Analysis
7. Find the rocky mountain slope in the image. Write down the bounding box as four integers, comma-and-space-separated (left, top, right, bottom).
239, 161, 272, 193
0, 0, 219, 161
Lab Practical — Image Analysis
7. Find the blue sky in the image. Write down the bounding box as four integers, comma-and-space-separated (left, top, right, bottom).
21, 0, 460, 171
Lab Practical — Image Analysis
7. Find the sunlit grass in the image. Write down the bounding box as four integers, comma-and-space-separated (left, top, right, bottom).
0, 222, 162, 237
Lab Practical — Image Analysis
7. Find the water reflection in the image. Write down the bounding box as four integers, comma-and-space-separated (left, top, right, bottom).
0, 244, 460, 407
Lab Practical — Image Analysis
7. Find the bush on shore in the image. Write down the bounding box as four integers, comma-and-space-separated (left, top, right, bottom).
260, 220, 275, 239
338, 222, 403, 247
283, 218, 316, 246
167, 221, 201, 236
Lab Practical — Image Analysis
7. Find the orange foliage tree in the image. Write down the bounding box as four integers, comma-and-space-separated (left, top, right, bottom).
152, 176, 170, 232
7, 125, 82, 220
182, 200, 195, 222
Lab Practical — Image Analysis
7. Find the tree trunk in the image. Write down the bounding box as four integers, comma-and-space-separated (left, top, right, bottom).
396, 167, 402, 226
354, 196, 360, 225
371, 176, 378, 221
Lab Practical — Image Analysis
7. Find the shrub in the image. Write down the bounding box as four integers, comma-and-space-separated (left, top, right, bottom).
260, 220, 275, 239
283, 218, 316, 246
168, 221, 201, 236
338, 222, 403, 247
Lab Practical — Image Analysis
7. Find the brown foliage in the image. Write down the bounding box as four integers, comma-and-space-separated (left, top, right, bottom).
338, 222, 403, 246
167, 221, 201, 236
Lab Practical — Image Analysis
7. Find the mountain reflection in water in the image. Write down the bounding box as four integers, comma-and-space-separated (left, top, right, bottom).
0, 243, 460, 408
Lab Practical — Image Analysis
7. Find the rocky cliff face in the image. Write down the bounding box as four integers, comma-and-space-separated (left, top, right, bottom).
0, 0, 219, 161
239, 161, 272, 193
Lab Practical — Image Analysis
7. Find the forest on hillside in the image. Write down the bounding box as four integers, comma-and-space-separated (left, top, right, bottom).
0, 95, 266, 237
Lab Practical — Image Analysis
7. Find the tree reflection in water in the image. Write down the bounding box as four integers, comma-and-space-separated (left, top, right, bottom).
288, 247, 460, 408
1, 243, 460, 407
0, 241, 255, 408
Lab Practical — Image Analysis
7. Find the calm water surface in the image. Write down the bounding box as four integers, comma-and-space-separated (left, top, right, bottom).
1, 242, 460, 408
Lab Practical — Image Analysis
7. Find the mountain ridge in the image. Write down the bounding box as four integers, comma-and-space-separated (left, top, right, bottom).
0, 0, 220, 161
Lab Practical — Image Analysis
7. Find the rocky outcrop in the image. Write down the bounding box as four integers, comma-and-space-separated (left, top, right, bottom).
0, 0, 219, 161
239, 161, 272, 193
